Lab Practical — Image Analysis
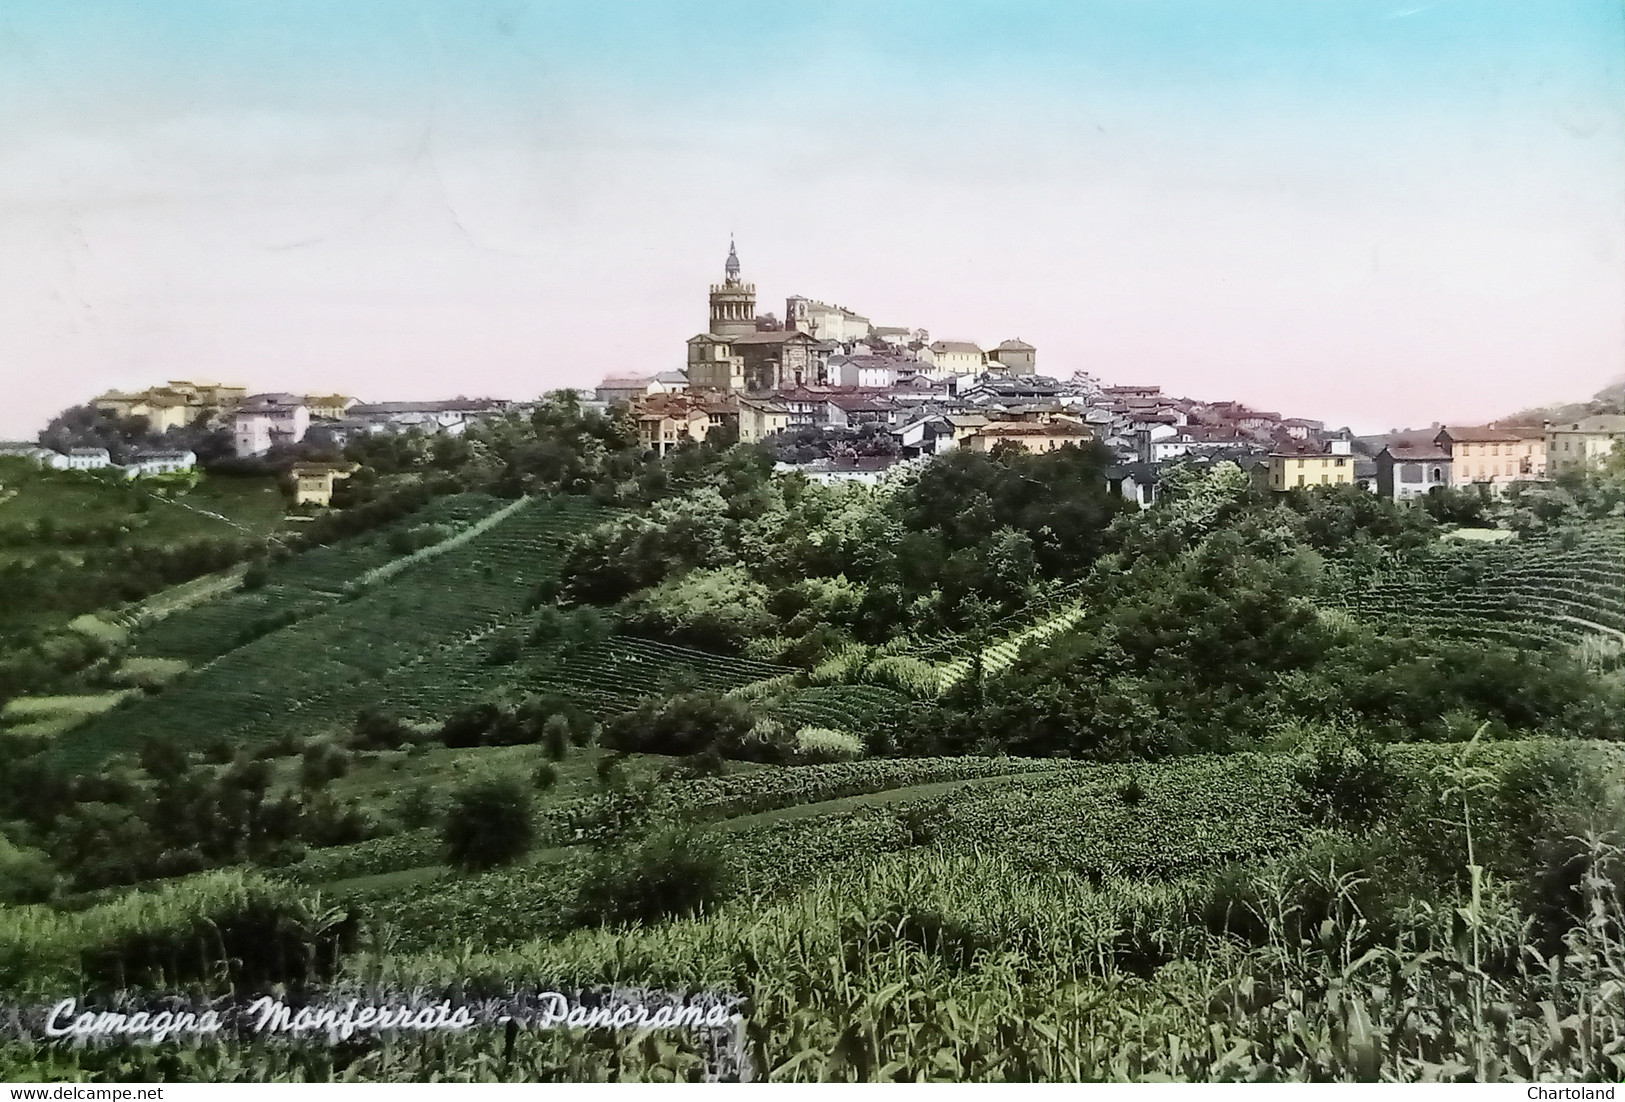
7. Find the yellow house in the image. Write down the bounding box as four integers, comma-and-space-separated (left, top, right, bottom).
1267, 443, 1356, 491
304, 394, 358, 421
1546, 415, 1625, 475
963, 420, 1093, 454
290, 461, 357, 507
92, 380, 247, 434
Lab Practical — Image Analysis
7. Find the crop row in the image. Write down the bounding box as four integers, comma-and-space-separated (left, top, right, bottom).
131, 493, 509, 662
49, 497, 607, 768
1338, 523, 1625, 646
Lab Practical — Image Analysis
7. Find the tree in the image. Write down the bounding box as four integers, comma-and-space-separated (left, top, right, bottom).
442, 776, 534, 871
542, 715, 570, 761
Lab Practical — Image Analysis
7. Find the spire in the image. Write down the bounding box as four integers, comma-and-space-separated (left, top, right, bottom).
724, 236, 741, 282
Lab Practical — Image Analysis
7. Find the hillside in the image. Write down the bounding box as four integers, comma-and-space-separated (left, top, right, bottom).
1333, 522, 1625, 648
43, 493, 796, 769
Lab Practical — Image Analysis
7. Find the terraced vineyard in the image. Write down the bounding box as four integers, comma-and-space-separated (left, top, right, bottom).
128, 493, 510, 663
512, 636, 795, 717
768, 684, 916, 731
1336, 524, 1625, 647
49, 496, 607, 768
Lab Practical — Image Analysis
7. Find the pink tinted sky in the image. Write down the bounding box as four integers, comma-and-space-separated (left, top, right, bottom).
1, 0, 1623, 439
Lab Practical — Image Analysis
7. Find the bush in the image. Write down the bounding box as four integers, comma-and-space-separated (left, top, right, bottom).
602, 692, 762, 760
300, 740, 351, 789
486, 628, 524, 666
534, 762, 559, 791
542, 715, 570, 761
0, 837, 57, 905
1118, 776, 1146, 806
443, 777, 535, 871
793, 726, 864, 763
574, 822, 730, 926
395, 782, 442, 829
349, 708, 414, 751
1292, 731, 1402, 827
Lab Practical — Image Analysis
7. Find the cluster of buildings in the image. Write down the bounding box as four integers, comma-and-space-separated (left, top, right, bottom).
592, 243, 1625, 509
23, 244, 1623, 513
0, 442, 197, 479
88, 381, 521, 460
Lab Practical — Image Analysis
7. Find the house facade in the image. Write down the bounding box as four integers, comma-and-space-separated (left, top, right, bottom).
1266, 441, 1355, 491
987, 339, 1037, 375
1375, 443, 1453, 502
1545, 415, 1625, 475
963, 420, 1093, 454
123, 450, 196, 478
918, 341, 985, 379
291, 461, 357, 506
1434, 425, 1546, 488
234, 395, 311, 457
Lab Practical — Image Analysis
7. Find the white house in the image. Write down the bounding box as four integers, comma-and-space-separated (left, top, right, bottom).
234, 395, 311, 457
64, 447, 112, 470
773, 456, 908, 486
123, 450, 197, 478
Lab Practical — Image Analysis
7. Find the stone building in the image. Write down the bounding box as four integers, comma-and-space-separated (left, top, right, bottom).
733, 330, 826, 391
988, 339, 1037, 375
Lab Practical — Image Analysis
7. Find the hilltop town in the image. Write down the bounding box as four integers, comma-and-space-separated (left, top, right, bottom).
8, 240, 1622, 510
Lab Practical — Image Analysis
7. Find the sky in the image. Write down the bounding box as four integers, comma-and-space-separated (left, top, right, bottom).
1, 0, 1622, 438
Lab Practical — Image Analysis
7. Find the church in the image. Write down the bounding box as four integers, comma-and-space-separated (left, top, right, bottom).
685, 241, 830, 393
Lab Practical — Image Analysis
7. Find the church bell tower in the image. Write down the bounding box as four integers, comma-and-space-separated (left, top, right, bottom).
709, 237, 757, 340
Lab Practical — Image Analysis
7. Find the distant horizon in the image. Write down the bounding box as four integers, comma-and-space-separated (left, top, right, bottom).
4, 0, 1623, 439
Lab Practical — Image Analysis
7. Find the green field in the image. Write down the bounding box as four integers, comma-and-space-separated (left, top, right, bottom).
0, 692, 133, 737
0, 466, 287, 547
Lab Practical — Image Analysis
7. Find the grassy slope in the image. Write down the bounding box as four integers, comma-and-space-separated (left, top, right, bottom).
0, 469, 286, 547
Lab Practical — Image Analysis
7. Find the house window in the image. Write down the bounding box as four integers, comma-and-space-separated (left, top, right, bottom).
1334, 457, 1345, 467
1297, 475, 1305, 487
1430, 467, 1443, 483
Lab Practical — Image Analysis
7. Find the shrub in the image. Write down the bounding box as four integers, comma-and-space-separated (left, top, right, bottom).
0, 837, 57, 905
602, 692, 760, 759
350, 708, 414, 751
1292, 731, 1402, 827
395, 782, 442, 829
443, 777, 535, 871
534, 762, 559, 792
1118, 775, 1146, 806
543, 715, 570, 761
574, 822, 730, 926
486, 628, 524, 666
300, 740, 351, 789
793, 726, 864, 764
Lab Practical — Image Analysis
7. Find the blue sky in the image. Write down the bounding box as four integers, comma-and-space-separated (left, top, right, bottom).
1, 0, 1622, 436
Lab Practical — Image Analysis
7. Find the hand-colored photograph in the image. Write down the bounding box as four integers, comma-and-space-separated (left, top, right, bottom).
1, 0, 1622, 1086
